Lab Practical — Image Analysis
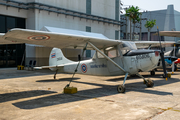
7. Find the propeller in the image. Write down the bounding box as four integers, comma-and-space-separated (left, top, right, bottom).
172, 44, 176, 74
157, 27, 167, 80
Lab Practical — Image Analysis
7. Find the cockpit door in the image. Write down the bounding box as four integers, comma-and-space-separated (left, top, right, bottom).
107, 46, 124, 73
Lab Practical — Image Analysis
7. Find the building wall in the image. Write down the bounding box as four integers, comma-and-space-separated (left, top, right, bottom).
0, 0, 120, 67
121, 5, 180, 42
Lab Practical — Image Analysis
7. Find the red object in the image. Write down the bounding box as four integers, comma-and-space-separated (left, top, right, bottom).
155, 51, 159, 56
175, 58, 180, 64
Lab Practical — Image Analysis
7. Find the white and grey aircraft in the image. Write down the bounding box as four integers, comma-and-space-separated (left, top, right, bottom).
0, 29, 175, 93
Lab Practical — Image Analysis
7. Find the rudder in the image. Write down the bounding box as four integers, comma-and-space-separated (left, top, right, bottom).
49, 48, 73, 66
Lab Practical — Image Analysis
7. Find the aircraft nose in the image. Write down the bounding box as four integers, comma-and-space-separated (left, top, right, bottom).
151, 50, 161, 65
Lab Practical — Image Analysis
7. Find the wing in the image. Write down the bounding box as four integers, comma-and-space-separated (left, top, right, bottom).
135, 41, 175, 49
159, 31, 180, 37
0, 33, 23, 44
2, 28, 121, 50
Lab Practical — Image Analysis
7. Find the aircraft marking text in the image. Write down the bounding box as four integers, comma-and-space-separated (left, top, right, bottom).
136, 54, 150, 59
57, 57, 63, 61
90, 64, 107, 68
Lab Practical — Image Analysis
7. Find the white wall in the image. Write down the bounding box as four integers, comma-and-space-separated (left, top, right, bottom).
0, 5, 27, 18
0, 0, 120, 65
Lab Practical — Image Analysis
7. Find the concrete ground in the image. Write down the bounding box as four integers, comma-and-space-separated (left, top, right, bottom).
0, 68, 180, 120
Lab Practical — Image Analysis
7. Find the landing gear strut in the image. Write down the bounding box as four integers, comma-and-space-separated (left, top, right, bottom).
117, 73, 128, 93
137, 73, 154, 87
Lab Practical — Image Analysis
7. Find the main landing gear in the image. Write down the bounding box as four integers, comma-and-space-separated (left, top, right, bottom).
117, 73, 154, 93
117, 73, 128, 93
137, 73, 154, 87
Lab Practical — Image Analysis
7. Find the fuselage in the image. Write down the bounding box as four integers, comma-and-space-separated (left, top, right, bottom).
56, 50, 160, 76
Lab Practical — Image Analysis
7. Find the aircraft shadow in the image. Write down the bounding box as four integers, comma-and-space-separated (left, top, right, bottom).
106, 74, 163, 82
12, 78, 179, 109
0, 70, 55, 80
36, 78, 80, 82
0, 90, 57, 103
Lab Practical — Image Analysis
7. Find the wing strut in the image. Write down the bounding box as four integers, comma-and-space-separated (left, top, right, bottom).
65, 43, 88, 88
88, 42, 127, 73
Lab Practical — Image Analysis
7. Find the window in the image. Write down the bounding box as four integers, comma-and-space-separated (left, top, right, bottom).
0, 15, 26, 67
106, 47, 120, 58
86, 0, 91, 15
115, 30, 119, 40
86, 26, 91, 32
0, 16, 5, 33
115, 0, 119, 21
0, 15, 26, 32
7, 17, 16, 31
86, 26, 91, 58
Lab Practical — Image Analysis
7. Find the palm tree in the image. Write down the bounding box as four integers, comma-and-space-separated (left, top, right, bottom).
144, 19, 156, 41
125, 6, 141, 40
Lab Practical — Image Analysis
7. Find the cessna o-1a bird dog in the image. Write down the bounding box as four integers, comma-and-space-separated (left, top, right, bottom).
1, 28, 174, 93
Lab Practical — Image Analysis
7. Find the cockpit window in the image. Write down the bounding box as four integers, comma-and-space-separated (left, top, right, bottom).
93, 46, 120, 59
119, 41, 137, 55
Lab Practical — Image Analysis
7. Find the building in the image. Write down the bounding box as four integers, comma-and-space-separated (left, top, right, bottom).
0, 0, 121, 67
120, 5, 180, 42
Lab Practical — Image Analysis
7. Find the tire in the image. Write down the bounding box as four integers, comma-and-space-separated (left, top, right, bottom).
146, 78, 154, 87
150, 70, 155, 75
117, 85, 126, 93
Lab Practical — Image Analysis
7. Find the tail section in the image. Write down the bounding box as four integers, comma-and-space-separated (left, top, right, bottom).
49, 48, 73, 66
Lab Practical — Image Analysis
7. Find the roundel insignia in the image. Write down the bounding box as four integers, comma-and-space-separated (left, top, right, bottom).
28, 35, 50, 41
81, 64, 87, 73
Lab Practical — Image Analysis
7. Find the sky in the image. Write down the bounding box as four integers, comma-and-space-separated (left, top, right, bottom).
121, 0, 180, 12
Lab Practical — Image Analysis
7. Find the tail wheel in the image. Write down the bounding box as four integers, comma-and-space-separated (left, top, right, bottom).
117, 85, 126, 93
146, 78, 154, 87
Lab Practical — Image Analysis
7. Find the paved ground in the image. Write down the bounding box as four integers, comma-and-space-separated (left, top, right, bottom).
0, 68, 180, 120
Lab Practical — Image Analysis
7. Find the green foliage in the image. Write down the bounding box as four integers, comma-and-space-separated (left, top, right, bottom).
145, 19, 156, 31
125, 6, 141, 24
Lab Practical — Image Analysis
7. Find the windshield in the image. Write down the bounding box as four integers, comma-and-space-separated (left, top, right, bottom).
119, 41, 137, 55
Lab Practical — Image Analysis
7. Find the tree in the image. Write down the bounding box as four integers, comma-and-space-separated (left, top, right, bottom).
144, 19, 156, 41
125, 6, 141, 40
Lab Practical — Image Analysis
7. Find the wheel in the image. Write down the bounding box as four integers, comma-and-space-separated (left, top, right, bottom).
146, 78, 154, 87
117, 85, 126, 93
150, 70, 155, 75
162, 74, 166, 78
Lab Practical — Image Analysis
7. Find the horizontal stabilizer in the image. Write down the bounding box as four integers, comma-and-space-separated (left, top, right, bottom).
34, 65, 64, 69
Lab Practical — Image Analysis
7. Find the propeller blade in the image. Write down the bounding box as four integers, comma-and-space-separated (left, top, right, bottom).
157, 27, 167, 80
172, 44, 176, 74
172, 62, 175, 74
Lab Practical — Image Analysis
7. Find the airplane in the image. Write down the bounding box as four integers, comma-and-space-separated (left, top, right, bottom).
158, 31, 180, 71
0, 28, 175, 93
156, 31, 180, 59
133, 41, 178, 75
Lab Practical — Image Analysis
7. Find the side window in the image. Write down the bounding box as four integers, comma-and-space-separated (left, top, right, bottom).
92, 50, 105, 59
97, 50, 105, 58
108, 50, 117, 58
106, 47, 120, 58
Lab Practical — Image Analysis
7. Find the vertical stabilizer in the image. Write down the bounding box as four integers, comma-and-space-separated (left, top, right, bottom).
49, 48, 73, 66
